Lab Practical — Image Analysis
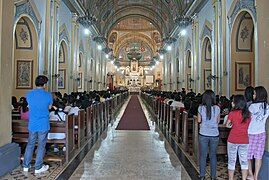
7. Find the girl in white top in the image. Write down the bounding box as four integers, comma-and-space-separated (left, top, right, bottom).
247, 86, 269, 180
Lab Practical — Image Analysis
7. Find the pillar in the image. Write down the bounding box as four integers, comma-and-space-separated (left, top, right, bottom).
212, 0, 220, 93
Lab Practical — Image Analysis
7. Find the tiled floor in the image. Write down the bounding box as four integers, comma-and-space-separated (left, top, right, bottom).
69, 96, 191, 179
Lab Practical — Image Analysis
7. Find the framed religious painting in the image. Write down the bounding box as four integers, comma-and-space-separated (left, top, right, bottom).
16, 60, 33, 89
235, 62, 252, 91
187, 50, 192, 68
59, 42, 65, 63
58, 69, 66, 89
204, 69, 212, 90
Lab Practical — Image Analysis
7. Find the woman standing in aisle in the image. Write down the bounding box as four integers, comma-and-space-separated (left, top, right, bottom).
197, 90, 220, 180
247, 86, 269, 180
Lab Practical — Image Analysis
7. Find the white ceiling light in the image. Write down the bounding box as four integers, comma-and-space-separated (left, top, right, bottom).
167, 45, 172, 51
180, 29, 187, 36
105, 54, 109, 59
97, 45, 102, 50
160, 55, 164, 59
84, 28, 90, 35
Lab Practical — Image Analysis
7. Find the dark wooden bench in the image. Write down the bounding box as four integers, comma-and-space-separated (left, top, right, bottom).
12, 114, 76, 164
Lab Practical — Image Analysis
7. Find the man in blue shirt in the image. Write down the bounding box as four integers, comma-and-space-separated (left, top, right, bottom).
22, 75, 53, 174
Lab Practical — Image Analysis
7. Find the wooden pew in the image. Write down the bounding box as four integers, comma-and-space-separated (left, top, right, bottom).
174, 110, 182, 143
12, 114, 76, 164
192, 116, 230, 164
181, 111, 189, 151
77, 110, 86, 148
86, 106, 93, 138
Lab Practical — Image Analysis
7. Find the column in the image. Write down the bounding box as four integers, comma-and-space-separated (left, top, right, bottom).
192, 15, 199, 92
70, 13, 79, 92
43, 0, 52, 89
51, 0, 61, 92
212, 0, 220, 93
219, 0, 227, 96
0, 0, 13, 147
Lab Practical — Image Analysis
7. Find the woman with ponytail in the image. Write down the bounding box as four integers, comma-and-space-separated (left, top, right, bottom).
226, 95, 251, 180
198, 90, 220, 180
247, 86, 269, 180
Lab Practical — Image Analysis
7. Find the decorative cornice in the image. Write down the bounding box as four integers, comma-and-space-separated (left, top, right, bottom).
185, 40, 191, 51
174, 15, 192, 28
76, 10, 97, 28
228, 0, 256, 29
93, 36, 107, 44
158, 48, 167, 55
102, 47, 112, 54
200, 24, 212, 40
14, 1, 42, 35
59, 24, 70, 43
162, 37, 177, 44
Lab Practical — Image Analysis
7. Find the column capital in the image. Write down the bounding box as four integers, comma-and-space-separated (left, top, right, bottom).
55, 0, 61, 8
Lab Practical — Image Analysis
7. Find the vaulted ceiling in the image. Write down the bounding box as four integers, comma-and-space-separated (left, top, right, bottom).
86, 0, 194, 37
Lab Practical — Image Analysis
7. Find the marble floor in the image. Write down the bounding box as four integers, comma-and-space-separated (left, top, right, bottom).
69, 96, 191, 180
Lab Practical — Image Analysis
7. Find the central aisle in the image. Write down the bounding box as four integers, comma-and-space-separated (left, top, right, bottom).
69, 96, 191, 179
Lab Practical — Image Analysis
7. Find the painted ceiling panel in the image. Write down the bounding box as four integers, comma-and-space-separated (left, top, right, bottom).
86, 0, 194, 36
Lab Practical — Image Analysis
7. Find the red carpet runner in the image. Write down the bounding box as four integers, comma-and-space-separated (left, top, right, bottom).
116, 95, 150, 130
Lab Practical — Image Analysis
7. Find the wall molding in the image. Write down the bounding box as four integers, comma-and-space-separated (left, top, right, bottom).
14, 1, 42, 35
228, 0, 256, 29
185, 39, 191, 51
200, 20, 212, 40
59, 24, 70, 43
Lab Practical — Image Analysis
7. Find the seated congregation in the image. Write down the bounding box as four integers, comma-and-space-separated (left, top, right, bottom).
11, 83, 128, 172
142, 86, 268, 180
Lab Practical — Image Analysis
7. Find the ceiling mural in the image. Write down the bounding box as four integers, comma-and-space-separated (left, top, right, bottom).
86, 0, 194, 37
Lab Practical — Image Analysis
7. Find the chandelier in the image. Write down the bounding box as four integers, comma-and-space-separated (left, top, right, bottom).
127, 48, 142, 61
77, 10, 97, 27
174, 15, 192, 28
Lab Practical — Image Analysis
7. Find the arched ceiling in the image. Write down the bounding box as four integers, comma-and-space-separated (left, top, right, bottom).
87, 0, 195, 37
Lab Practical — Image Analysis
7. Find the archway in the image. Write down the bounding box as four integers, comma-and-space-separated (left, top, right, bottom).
201, 37, 212, 91
231, 11, 255, 94
58, 40, 68, 93
13, 16, 38, 98
186, 50, 192, 91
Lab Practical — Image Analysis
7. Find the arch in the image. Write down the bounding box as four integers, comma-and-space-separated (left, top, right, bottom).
200, 20, 212, 40
59, 24, 70, 43
228, 0, 256, 29
185, 39, 191, 51
103, 5, 170, 37
58, 40, 68, 91
59, 40, 68, 64
79, 41, 84, 53
13, 16, 38, 98
14, 1, 42, 35
201, 37, 212, 91
230, 11, 255, 94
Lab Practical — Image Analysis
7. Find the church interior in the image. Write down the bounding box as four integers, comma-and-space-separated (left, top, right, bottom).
0, 0, 269, 179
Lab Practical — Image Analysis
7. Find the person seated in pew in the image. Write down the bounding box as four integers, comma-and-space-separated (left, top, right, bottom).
48, 101, 67, 152
19, 98, 29, 120
68, 99, 81, 116
226, 95, 251, 180
12, 96, 19, 109
197, 90, 220, 180
170, 94, 184, 110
